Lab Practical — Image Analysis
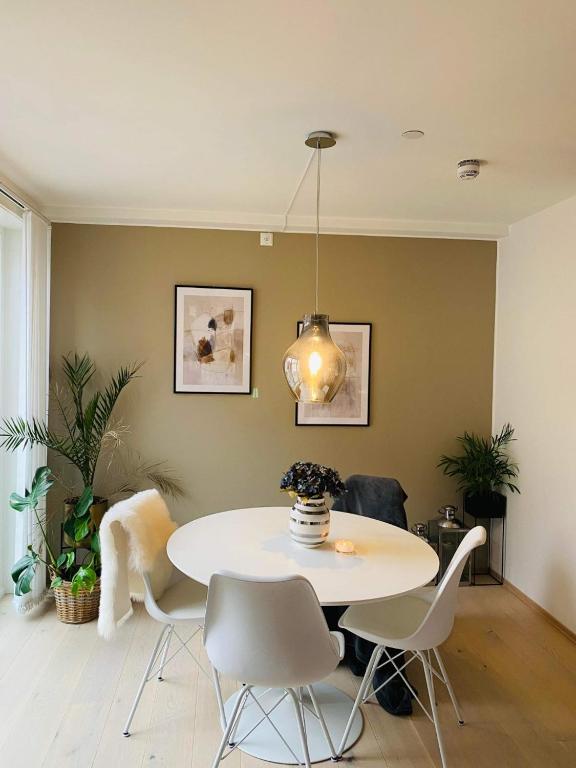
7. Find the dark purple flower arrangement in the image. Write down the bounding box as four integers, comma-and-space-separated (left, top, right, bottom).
280, 461, 346, 501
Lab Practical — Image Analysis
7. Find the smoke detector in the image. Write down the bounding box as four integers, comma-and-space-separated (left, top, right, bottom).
457, 159, 480, 180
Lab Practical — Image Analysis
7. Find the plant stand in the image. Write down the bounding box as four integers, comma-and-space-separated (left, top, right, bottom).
463, 512, 506, 585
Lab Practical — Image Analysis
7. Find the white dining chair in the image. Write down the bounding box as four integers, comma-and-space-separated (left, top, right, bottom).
203, 571, 345, 768
336, 525, 486, 768
123, 571, 227, 737
98, 497, 227, 738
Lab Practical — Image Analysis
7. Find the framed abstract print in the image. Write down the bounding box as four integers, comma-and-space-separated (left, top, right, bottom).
295, 322, 371, 426
174, 285, 252, 394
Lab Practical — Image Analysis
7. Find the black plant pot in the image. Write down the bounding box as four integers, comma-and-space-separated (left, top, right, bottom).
464, 491, 507, 519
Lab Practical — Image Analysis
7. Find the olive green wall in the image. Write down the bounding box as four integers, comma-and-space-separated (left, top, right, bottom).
49, 224, 496, 526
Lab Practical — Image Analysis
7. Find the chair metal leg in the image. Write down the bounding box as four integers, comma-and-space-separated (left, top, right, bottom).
307, 684, 339, 761
287, 688, 312, 768
211, 666, 228, 731
226, 679, 250, 746
298, 687, 307, 741
336, 644, 382, 757
433, 648, 464, 725
123, 624, 170, 736
157, 625, 174, 681
419, 650, 448, 768
211, 685, 251, 768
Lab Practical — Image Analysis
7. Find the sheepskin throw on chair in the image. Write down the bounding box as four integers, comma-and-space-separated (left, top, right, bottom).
97, 489, 177, 639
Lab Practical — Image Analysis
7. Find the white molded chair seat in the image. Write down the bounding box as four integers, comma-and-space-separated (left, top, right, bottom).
340, 587, 434, 648
330, 629, 346, 660
148, 576, 207, 623
336, 526, 486, 768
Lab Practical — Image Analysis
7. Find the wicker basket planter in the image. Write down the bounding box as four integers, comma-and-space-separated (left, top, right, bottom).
52, 576, 101, 624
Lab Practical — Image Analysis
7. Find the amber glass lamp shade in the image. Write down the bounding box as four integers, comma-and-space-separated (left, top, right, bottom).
283, 314, 346, 403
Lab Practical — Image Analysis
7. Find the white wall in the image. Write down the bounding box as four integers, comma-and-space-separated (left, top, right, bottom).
494, 194, 576, 633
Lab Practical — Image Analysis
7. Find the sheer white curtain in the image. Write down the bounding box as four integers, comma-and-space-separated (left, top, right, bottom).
0, 209, 51, 611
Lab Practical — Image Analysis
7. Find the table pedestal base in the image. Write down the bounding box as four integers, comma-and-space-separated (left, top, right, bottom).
224, 682, 363, 764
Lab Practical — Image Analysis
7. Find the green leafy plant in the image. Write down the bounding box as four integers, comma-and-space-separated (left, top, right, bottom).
1, 353, 184, 601
0, 352, 185, 501
10, 467, 98, 596
438, 423, 520, 496
1, 353, 142, 490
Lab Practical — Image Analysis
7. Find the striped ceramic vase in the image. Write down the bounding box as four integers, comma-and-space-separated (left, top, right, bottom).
289, 496, 330, 547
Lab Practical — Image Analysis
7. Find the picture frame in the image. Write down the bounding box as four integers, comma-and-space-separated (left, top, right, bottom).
295, 321, 371, 426
174, 285, 253, 394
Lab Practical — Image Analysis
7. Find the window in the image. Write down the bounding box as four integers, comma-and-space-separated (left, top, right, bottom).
0, 201, 51, 609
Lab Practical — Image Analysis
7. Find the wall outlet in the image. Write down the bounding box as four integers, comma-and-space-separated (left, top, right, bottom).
252, 387, 259, 398
260, 232, 273, 247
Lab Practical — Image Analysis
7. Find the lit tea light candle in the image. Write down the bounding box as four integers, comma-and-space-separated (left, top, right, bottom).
335, 539, 355, 554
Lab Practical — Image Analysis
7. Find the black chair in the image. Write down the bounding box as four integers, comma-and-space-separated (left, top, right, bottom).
326, 474, 414, 716
332, 474, 408, 528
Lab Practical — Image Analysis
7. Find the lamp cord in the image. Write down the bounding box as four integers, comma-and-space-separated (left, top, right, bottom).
315, 141, 321, 314
281, 150, 316, 232
281, 138, 323, 314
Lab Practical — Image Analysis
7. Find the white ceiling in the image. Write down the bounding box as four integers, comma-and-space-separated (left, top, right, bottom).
2, 1, 576, 238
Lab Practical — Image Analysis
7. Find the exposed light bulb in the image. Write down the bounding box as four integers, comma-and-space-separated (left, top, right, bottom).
308, 351, 322, 375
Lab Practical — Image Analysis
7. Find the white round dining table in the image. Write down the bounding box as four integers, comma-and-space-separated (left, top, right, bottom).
167, 507, 438, 764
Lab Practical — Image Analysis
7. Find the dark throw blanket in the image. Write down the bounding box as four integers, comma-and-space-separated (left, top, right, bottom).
325, 474, 414, 716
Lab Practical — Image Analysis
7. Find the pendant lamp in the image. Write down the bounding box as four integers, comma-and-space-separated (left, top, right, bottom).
283, 131, 347, 404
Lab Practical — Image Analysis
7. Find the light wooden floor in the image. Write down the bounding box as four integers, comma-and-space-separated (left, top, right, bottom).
1, 586, 575, 768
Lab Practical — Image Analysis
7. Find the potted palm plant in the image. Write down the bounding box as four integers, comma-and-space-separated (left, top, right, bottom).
1, 354, 140, 528
1, 352, 182, 516
1, 352, 183, 621
438, 423, 520, 518
280, 461, 346, 547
